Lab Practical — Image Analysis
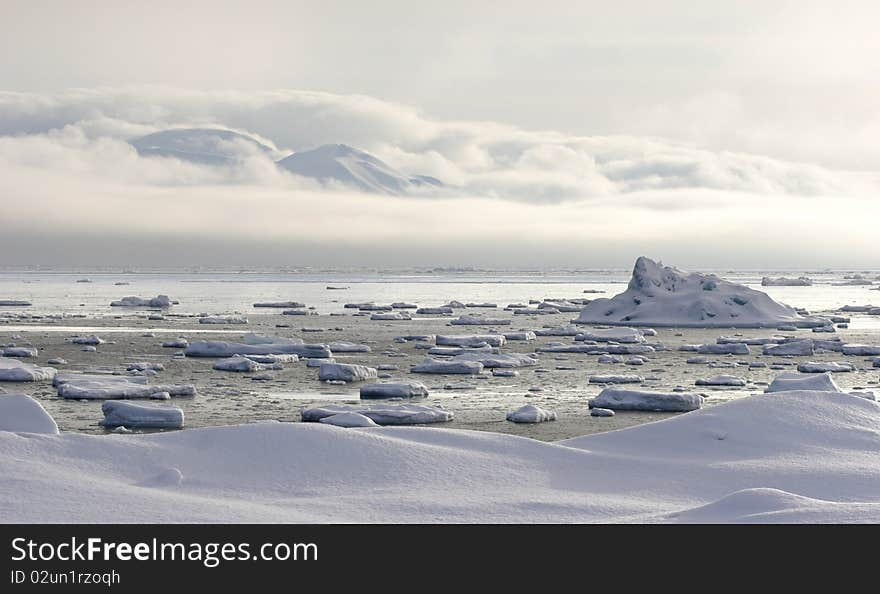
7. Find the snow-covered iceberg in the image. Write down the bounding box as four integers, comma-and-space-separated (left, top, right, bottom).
100, 401, 184, 429
574, 257, 826, 328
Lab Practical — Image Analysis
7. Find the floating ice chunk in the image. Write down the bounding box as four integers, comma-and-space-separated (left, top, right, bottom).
0, 394, 58, 434
761, 277, 813, 286
71, 335, 104, 345
763, 340, 814, 356
841, 344, 880, 356
371, 312, 412, 320
213, 356, 265, 372
394, 335, 434, 343
2, 346, 38, 358
127, 362, 165, 372
536, 344, 654, 355
186, 340, 331, 359
436, 335, 506, 347
442, 301, 466, 309
319, 412, 379, 428
327, 342, 371, 353
466, 302, 497, 308
162, 337, 188, 348
0, 300, 31, 306
357, 304, 393, 311
450, 315, 511, 326
57, 376, 195, 400
360, 382, 429, 399
282, 309, 316, 316
598, 355, 623, 364
797, 361, 854, 373
100, 401, 184, 429
589, 375, 643, 384
416, 307, 454, 315
318, 363, 378, 383
589, 388, 703, 412
539, 301, 582, 312
391, 302, 418, 309
199, 316, 248, 325
0, 359, 56, 382
697, 343, 750, 355
428, 345, 494, 356
535, 326, 580, 336
46, 358, 67, 366
306, 358, 334, 367
506, 404, 557, 423
411, 358, 484, 375
111, 295, 173, 308
687, 356, 709, 364
253, 301, 305, 308
451, 351, 538, 368
590, 407, 615, 417
765, 372, 841, 393
492, 369, 519, 377
503, 332, 536, 341
302, 403, 453, 425
513, 307, 559, 315
716, 336, 783, 345
574, 257, 826, 328
695, 375, 746, 386
576, 328, 646, 343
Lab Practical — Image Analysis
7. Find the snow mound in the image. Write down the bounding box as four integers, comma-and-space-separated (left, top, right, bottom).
669, 488, 845, 523
589, 388, 703, 412
574, 257, 826, 328
1, 391, 879, 522
302, 403, 453, 425
101, 401, 184, 429
506, 404, 557, 424
0, 359, 56, 382
0, 394, 58, 434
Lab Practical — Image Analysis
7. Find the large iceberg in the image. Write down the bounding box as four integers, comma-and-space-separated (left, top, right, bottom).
574, 257, 826, 328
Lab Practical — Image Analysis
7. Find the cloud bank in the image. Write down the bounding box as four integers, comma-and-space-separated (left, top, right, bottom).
0, 88, 877, 267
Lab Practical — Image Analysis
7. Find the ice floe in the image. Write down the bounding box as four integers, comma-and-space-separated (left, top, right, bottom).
761, 277, 813, 286
577, 328, 647, 343
436, 334, 506, 348
763, 340, 814, 356
55, 375, 195, 400
199, 316, 248, 325
371, 312, 412, 321
301, 403, 453, 425
319, 412, 379, 428
450, 315, 511, 326
451, 351, 538, 368
318, 363, 378, 383
589, 374, 643, 384
253, 301, 305, 308
186, 339, 331, 359
589, 388, 703, 412
111, 295, 173, 308
797, 361, 854, 373
101, 401, 184, 429
411, 358, 485, 375
765, 372, 841, 393
2, 346, 38, 358
360, 382, 429, 399
695, 375, 746, 386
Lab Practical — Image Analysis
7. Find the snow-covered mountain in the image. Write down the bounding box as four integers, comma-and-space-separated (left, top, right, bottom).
130, 128, 275, 165
276, 143, 442, 195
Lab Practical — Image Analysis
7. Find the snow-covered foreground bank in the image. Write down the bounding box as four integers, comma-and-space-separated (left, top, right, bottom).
1, 390, 878, 523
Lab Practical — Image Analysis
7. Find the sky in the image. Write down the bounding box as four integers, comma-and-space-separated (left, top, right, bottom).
0, 0, 878, 269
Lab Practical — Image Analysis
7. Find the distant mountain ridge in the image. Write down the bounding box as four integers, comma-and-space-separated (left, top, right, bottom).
130, 129, 443, 195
